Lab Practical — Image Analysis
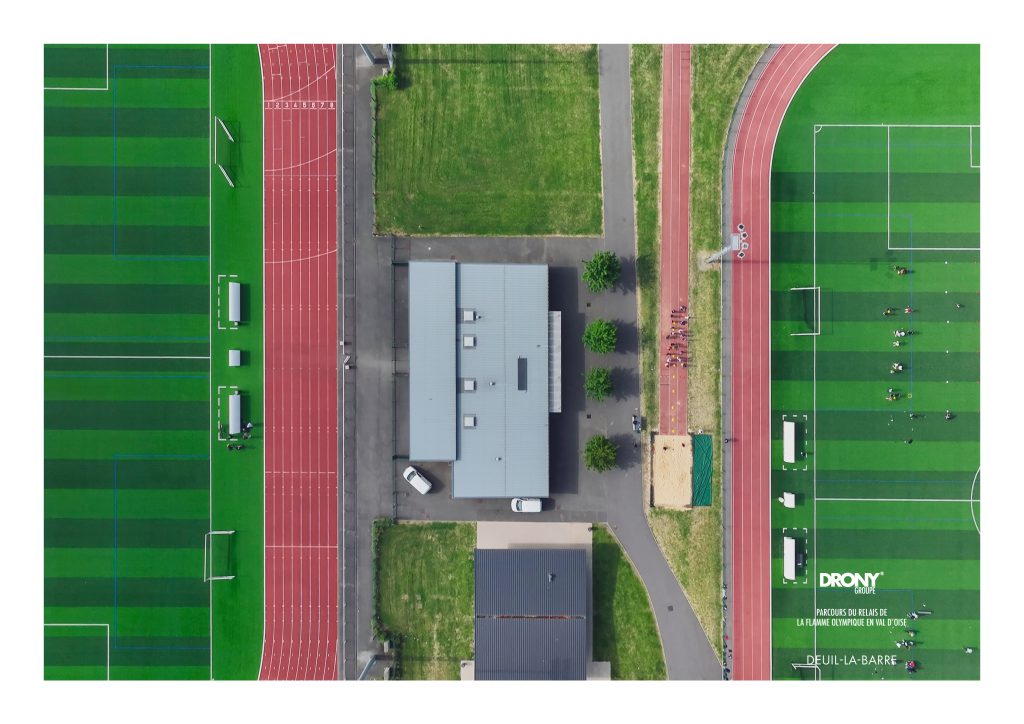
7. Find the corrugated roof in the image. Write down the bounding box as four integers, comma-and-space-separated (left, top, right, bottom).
408, 262, 456, 460
475, 549, 586, 616
474, 618, 587, 680
453, 264, 549, 498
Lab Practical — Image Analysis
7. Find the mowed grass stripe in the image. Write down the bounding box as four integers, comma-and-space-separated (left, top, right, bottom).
45, 224, 209, 256
811, 468, 976, 500
45, 400, 208, 429
110, 76, 209, 108
46, 166, 209, 197
811, 440, 977, 473
45, 375, 208, 402
45, 107, 209, 137
772, 351, 978, 381
45, 577, 208, 607
45, 430, 208, 458
771, 409, 978, 441
45, 45, 107, 79
816, 500, 977, 531
46, 606, 209, 637
772, 231, 980, 262
45, 518, 208, 548
45, 316, 209, 337
46, 370, 207, 399
772, 324, 979, 353
771, 587, 979, 620
45, 357, 209, 374
44, 195, 208, 227
778, 380, 980, 410
46, 547, 202, 577
45, 284, 208, 314
43, 341, 210, 358
777, 618, 978, 646
46, 488, 209, 520
779, 253, 980, 292
45, 460, 207, 494
772, 292, 979, 323
812, 559, 979, 593
46, 137, 209, 168
773, 647, 978, 680
773, 172, 979, 204
891, 127, 977, 173
45, 256, 209, 286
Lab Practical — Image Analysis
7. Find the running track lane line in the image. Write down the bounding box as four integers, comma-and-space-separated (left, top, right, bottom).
659, 44, 690, 436
258, 43, 339, 681
728, 44, 834, 681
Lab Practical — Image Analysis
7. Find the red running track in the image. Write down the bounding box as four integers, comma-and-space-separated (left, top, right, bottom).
728, 44, 833, 680
258, 43, 338, 680
659, 44, 691, 435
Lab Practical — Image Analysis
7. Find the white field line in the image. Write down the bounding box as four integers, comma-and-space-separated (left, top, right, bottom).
811, 120, 818, 664
969, 125, 980, 169
208, 44, 215, 678
970, 468, 981, 535
44, 623, 110, 679
817, 497, 976, 503
44, 355, 210, 360
44, 44, 110, 91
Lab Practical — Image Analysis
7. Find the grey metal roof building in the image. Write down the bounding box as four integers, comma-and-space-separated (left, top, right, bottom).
409, 261, 560, 498
474, 549, 588, 681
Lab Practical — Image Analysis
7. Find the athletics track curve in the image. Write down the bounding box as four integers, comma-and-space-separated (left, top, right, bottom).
258, 44, 339, 680
728, 44, 833, 681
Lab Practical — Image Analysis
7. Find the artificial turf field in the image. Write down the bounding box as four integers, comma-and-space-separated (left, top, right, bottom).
44, 44, 264, 680
769, 45, 980, 680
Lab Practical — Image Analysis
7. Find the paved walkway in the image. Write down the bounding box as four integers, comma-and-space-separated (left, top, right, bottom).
659, 44, 691, 435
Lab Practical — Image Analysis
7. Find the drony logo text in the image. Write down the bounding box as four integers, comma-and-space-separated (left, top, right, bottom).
819, 572, 884, 590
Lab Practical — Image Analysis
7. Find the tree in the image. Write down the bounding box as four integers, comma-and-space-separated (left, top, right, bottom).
582, 319, 617, 354
584, 435, 618, 472
582, 251, 622, 293
584, 367, 614, 401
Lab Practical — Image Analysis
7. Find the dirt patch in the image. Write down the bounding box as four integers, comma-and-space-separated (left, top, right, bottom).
652, 434, 692, 509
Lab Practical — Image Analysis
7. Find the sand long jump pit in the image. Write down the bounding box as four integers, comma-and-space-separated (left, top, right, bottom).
652, 434, 692, 510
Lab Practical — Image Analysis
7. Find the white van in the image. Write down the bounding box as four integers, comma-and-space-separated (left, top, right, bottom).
402, 466, 432, 495
511, 497, 542, 513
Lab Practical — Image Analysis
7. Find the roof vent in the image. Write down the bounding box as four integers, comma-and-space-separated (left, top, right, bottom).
462, 335, 476, 348
463, 415, 477, 428
462, 309, 476, 322
463, 378, 477, 392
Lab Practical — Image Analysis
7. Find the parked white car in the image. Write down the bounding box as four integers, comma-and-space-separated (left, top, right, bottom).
511, 497, 542, 513
402, 466, 432, 495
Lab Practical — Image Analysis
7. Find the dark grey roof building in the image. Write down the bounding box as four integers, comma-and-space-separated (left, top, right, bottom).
408, 261, 561, 498
473, 548, 588, 680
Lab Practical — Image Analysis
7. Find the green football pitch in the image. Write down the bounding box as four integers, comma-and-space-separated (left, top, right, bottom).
44, 44, 264, 680
769, 45, 980, 680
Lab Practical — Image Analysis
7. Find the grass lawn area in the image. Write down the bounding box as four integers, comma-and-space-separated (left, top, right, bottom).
375, 521, 475, 680
374, 44, 603, 236
592, 525, 666, 680
631, 44, 662, 424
